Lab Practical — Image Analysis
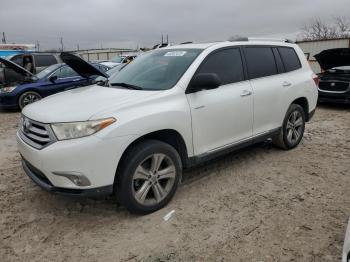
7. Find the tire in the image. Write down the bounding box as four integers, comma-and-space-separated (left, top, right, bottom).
19, 91, 42, 110
273, 104, 306, 150
116, 139, 182, 215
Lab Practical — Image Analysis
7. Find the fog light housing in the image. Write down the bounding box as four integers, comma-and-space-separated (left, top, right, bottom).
52, 172, 91, 186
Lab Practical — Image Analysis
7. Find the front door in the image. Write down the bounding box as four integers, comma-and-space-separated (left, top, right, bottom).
186, 48, 253, 155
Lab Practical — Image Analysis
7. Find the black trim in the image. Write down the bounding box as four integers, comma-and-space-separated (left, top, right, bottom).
22, 158, 113, 197
186, 127, 280, 167
308, 109, 316, 121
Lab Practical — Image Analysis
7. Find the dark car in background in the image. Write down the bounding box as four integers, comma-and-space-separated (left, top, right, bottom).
315, 48, 350, 104
0, 54, 108, 110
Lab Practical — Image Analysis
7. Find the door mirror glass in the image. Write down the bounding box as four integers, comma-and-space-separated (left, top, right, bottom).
187, 73, 221, 93
49, 75, 58, 83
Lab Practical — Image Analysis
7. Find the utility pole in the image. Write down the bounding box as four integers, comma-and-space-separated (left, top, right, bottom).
2, 32, 6, 44
60, 37, 64, 52
77, 43, 80, 51
35, 40, 40, 51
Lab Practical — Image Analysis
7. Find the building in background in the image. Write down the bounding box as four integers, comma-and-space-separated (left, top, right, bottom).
296, 38, 350, 73
0, 44, 35, 57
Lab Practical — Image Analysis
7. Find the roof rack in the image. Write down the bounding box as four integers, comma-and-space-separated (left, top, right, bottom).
229, 37, 294, 43
180, 41, 193, 45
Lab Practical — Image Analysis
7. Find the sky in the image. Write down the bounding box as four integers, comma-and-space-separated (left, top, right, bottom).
0, 0, 349, 51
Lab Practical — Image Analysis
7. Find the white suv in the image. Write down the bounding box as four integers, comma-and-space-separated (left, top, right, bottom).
17, 39, 318, 214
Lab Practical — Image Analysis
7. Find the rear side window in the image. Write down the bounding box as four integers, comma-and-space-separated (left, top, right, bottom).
278, 47, 301, 72
35, 55, 57, 67
197, 48, 244, 85
244, 47, 277, 79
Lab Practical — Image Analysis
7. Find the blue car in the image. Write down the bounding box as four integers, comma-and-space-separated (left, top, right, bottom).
0, 54, 109, 110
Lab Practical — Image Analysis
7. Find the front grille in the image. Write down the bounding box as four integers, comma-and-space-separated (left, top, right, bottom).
319, 81, 350, 92
19, 116, 56, 149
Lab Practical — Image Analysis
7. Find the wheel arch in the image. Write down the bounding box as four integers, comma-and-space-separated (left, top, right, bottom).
291, 97, 310, 121
114, 129, 190, 189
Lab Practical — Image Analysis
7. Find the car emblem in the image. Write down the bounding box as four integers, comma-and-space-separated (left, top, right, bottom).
331, 82, 336, 87
23, 118, 31, 133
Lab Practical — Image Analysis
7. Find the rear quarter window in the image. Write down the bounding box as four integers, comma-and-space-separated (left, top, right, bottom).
35, 55, 57, 67
243, 47, 277, 79
278, 47, 302, 72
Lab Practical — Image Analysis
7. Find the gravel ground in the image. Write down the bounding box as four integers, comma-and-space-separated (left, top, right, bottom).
0, 105, 349, 262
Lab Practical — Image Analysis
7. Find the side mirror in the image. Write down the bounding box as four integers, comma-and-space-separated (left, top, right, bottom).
49, 75, 58, 83
186, 73, 221, 94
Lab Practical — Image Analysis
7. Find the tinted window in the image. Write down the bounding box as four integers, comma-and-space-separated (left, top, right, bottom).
52, 66, 79, 78
278, 47, 301, 72
196, 48, 244, 85
35, 55, 57, 67
244, 47, 277, 79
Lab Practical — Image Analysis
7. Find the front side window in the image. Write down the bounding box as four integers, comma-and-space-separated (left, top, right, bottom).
278, 47, 301, 72
244, 47, 277, 79
51, 66, 79, 79
109, 49, 202, 90
195, 48, 244, 85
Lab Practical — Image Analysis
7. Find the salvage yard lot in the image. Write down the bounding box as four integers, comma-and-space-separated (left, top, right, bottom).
0, 105, 349, 262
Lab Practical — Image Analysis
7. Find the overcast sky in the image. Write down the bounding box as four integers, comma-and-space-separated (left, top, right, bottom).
0, 0, 349, 50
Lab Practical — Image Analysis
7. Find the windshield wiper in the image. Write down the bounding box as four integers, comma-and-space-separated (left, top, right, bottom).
110, 82, 143, 90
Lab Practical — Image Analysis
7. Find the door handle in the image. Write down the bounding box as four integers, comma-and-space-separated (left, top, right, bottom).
240, 90, 252, 97
283, 81, 292, 87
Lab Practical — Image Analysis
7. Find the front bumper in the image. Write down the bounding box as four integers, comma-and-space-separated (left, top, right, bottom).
22, 158, 113, 196
17, 130, 136, 194
0, 93, 19, 110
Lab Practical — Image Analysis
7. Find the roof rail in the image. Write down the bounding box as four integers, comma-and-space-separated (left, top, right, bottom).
229, 37, 294, 43
180, 41, 193, 45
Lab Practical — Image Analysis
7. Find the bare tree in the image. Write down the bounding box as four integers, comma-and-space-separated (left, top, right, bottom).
300, 16, 350, 41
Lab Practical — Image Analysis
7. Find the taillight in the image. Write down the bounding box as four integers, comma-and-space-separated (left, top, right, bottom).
312, 74, 319, 86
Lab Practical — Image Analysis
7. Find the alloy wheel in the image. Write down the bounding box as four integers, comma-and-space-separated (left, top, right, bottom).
286, 110, 303, 144
131, 153, 176, 206
22, 94, 40, 107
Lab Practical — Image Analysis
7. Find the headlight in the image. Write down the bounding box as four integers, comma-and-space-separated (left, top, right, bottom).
0, 86, 17, 93
51, 118, 116, 140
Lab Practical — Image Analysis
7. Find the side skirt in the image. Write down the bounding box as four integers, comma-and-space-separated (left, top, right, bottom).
185, 127, 281, 168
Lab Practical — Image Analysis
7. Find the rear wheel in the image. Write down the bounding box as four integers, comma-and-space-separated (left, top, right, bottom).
116, 140, 182, 215
273, 104, 306, 150
19, 91, 41, 110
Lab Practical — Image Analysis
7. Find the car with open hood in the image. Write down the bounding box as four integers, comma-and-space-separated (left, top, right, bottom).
0, 53, 108, 110
315, 48, 350, 104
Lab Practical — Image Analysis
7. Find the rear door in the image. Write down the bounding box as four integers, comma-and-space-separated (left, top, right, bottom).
243, 46, 289, 136
186, 48, 253, 155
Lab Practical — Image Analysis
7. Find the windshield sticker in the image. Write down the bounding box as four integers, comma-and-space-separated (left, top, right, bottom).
164, 51, 187, 57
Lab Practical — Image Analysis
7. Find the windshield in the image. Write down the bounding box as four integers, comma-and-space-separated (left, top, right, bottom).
111, 56, 124, 63
109, 49, 202, 90
36, 64, 61, 79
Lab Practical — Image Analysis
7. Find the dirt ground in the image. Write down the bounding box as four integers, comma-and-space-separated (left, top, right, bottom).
0, 105, 349, 262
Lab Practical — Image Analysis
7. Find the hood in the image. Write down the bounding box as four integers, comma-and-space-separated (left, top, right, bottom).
22, 85, 161, 123
0, 57, 34, 77
315, 48, 350, 70
60, 52, 108, 79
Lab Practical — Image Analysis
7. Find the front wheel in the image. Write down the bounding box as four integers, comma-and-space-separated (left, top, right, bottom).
116, 140, 182, 215
19, 91, 42, 110
273, 104, 306, 150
